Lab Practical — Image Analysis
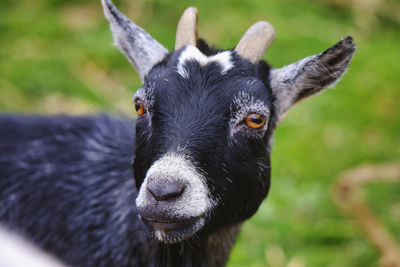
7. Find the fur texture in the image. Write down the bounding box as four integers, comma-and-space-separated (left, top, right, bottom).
102, 0, 168, 81
0, 115, 155, 266
0, 1, 356, 266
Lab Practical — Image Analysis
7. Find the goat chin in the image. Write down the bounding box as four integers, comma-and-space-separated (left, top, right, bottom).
140, 215, 206, 244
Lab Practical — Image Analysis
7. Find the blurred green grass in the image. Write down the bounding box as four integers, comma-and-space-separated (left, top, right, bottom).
1, 0, 399, 266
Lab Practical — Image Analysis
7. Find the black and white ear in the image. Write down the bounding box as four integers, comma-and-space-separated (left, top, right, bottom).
101, 0, 168, 81
270, 36, 356, 121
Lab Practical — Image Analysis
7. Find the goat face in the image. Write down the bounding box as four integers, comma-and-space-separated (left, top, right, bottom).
102, 0, 355, 244
133, 46, 273, 243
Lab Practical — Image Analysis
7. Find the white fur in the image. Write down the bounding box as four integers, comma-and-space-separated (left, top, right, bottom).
177, 45, 234, 79
154, 217, 205, 243
230, 91, 270, 136
136, 152, 214, 220
270, 56, 314, 121
133, 83, 155, 110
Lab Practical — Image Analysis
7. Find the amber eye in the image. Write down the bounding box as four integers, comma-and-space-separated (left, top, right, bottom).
134, 100, 146, 116
245, 114, 266, 129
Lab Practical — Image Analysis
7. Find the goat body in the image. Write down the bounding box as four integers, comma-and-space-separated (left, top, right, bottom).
0, 115, 148, 266
0, 114, 239, 266
0, 0, 356, 266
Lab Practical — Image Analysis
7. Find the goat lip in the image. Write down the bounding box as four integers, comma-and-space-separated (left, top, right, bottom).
141, 216, 200, 232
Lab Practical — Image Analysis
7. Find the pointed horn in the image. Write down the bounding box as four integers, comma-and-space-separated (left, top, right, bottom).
175, 7, 198, 50
234, 21, 276, 63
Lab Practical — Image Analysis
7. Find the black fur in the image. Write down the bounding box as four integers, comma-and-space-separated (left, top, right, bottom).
0, 49, 273, 266
0, 16, 355, 267
135, 48, 273, 228
0, 115, 159, 266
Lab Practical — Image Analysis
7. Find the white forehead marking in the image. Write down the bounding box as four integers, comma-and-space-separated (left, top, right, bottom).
177, 45, 234, 79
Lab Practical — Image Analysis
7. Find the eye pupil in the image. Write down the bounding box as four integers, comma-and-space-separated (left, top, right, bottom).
250, 117, 262, 124
134, 100, 146, 115
245, 114, 266, 129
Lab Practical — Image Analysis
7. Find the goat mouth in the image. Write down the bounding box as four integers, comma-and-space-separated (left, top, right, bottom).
142, 216, 198, 231
140, 215, 205, 243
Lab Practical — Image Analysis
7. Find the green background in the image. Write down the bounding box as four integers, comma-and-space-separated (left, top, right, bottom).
1, 0, 399, 266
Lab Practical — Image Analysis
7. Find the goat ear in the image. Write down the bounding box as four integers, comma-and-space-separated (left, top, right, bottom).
102, 0, 168, 81
270, 36, 356, 121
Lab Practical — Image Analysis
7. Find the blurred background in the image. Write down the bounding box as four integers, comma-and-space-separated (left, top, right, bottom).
0, 0, 399, 266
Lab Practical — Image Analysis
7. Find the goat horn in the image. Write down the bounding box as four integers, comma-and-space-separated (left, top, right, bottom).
175, 7, 198, 50
234, 21, 276, 63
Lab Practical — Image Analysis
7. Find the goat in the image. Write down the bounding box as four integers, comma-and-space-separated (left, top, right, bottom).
0, 0, 356, 266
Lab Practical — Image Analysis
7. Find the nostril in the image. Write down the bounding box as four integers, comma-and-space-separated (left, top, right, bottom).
147, 182, 185, 201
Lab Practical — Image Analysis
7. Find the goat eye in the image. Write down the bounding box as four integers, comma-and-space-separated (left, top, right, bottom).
245, 114, 266, 129
134, 100, 146, 116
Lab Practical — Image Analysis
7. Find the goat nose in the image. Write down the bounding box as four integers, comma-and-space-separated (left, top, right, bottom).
147, 181, 185, 201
